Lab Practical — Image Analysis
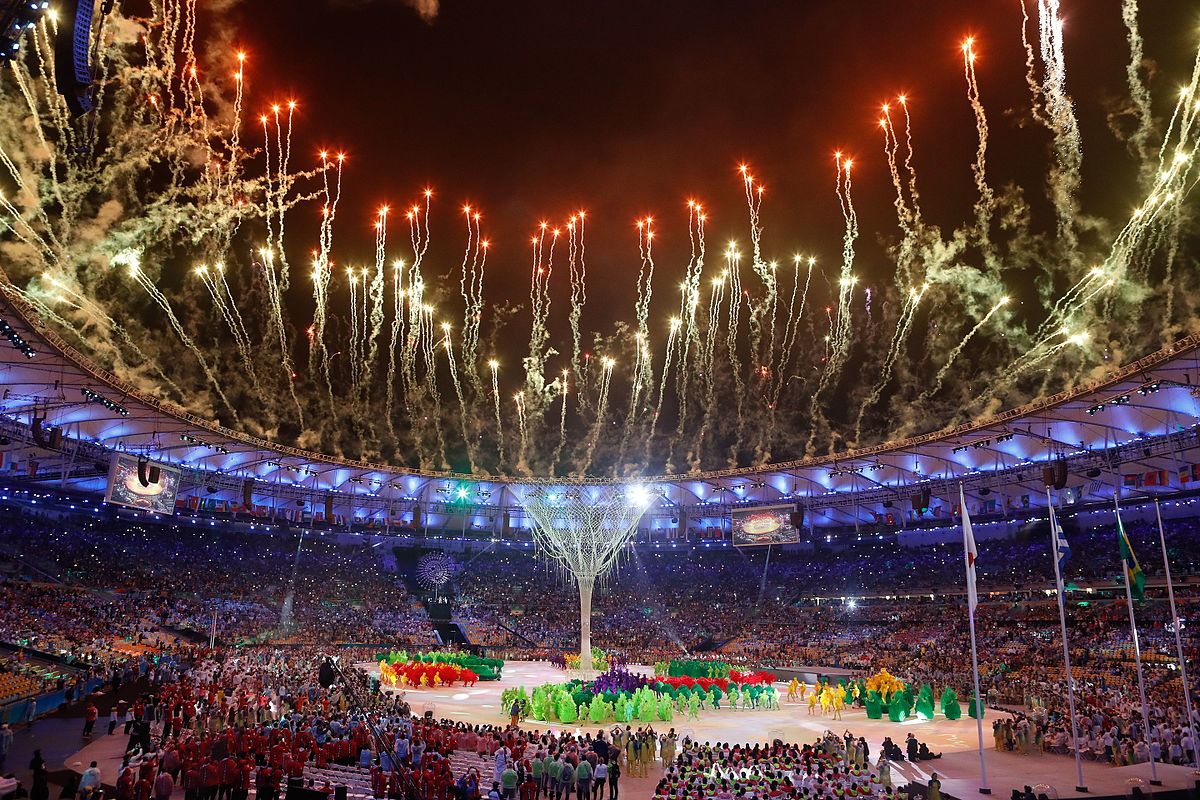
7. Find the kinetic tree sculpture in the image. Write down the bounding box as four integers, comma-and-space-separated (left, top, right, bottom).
520, 483, 654, 674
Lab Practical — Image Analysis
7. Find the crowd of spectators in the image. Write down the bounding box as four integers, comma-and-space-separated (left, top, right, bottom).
0, 497, 1196, 796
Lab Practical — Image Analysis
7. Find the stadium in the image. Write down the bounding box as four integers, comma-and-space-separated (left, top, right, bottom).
0, 3, 1197, 800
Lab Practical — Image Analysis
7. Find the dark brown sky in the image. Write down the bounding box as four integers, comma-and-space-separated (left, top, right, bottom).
223, 0, 1194, 330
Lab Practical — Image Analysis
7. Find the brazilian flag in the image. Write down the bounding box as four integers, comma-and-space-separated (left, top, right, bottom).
1117, 516, 1146, 600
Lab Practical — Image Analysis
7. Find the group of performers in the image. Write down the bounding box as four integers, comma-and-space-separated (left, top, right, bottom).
786, 678, 856, 720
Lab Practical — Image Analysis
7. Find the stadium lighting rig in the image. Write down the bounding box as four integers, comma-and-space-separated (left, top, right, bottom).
0, 0, 50, 61
80, 387, 128, 416
0, 318, 36, 358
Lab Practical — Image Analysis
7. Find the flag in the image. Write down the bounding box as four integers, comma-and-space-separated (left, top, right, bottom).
1050, 506, 1071, 574
1117, 515, 1145, 600
1142, 469, 1169, 487
1122, 473, 1143, 489
960, 484, 979, 616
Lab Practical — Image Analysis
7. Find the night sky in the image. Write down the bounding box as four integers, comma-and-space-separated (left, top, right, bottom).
218, 0, 1194, 331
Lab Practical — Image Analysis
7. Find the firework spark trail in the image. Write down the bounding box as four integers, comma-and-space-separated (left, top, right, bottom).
515, 391, 529, 475
739, 165, 766, 271
632, 217, 657, 403
684, 271, 727, 473
261, 115, 275, 253
551, 368, 569, 472
1022, 267, 1120, 378
313, 152, 343, 413
758, 257, 808, 463
670, 202, 706, 461
810, 155, 858, 431
724, 245, 747, 467
963, 37, 996, 256
773, 256, 814, 405
579, 357, 615, 477
33, 21, 75, 169
880, 106, 910, 229
401, 199, 431, 389
1031, 66, 1200, 357
1037, 0, 1084, 248
616, 330, 647, 475
118, 252, 237, 419
231, 53, 245, 178
489, 361, 505, 469
830, 157, 858, 358
0, 190, 56, 259
1158, 90, 1189, 173
459, 206, 487, 393
466, 221, 489, 389
647, 318, 680, 466
256, 113, 303, 424
195, 264, 259, 391
925, 296, 1010, 398
281, 103, 296, 264
26, 27, 71, 233
419, 305, 449, 470
882, 102, 921, 288
1019, 0, 1048, 126
1034, 267, 1104, 340
362, 207, 388, 410
384, 259, 406, 436
567, 212, 588, 384
898, 96, 924, 227
441, 323, 476, 473
7, 66, 66, 251
1121, 0, 1153, 168
31, 276, 186, 398
995, 328, 1091, 393
525, 224, 558, 403
348, 270, 361, 394
739, 168, 778, 395
457, 205, 476, 352
853, 284, 926, 443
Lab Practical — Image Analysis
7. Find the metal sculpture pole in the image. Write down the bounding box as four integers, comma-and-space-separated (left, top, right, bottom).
520, 483, 653, 674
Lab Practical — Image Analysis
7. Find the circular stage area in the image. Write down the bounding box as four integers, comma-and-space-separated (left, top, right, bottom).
363, 661, 1199, 799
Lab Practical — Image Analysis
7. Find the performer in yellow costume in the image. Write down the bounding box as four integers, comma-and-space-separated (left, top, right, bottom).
787, 678, 799, 702
808, 691, 818, 715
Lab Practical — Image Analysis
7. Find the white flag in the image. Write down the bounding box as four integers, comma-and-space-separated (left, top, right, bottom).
960, 483, 978, 616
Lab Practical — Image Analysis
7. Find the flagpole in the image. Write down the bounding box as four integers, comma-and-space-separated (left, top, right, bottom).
1154, 499, 1199, 770
960, 483, 990, 795
1047, 490, 1087, 792
1113, 491, 1160, 786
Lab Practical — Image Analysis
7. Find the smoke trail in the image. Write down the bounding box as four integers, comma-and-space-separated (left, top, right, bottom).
195, 264, 261, 396
1036, 0, 1084, 248
486, 361, 505, 470
441, 325, 477, 473
962, 38, 996, 258
552, 369, 569, 473
515, 391, 529, 476
924, 296, 1009, 398
1121, 0, 1154, 169
116, 251, 238, 419
568, 212, 588, 384
578, 358, 614, 477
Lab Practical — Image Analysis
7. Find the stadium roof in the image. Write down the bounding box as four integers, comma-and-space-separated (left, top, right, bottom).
2, 285, 1200, 527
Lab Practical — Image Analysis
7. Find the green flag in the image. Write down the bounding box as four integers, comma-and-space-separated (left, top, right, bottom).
1117, 516, 1145, 600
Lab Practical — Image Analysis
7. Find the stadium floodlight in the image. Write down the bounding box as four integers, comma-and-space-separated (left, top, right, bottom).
519, 482, 654, 674
0, 1, 50, 63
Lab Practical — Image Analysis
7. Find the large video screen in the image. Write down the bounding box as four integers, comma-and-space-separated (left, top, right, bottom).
105, 453, 181, 515
731, 504, 800, 547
